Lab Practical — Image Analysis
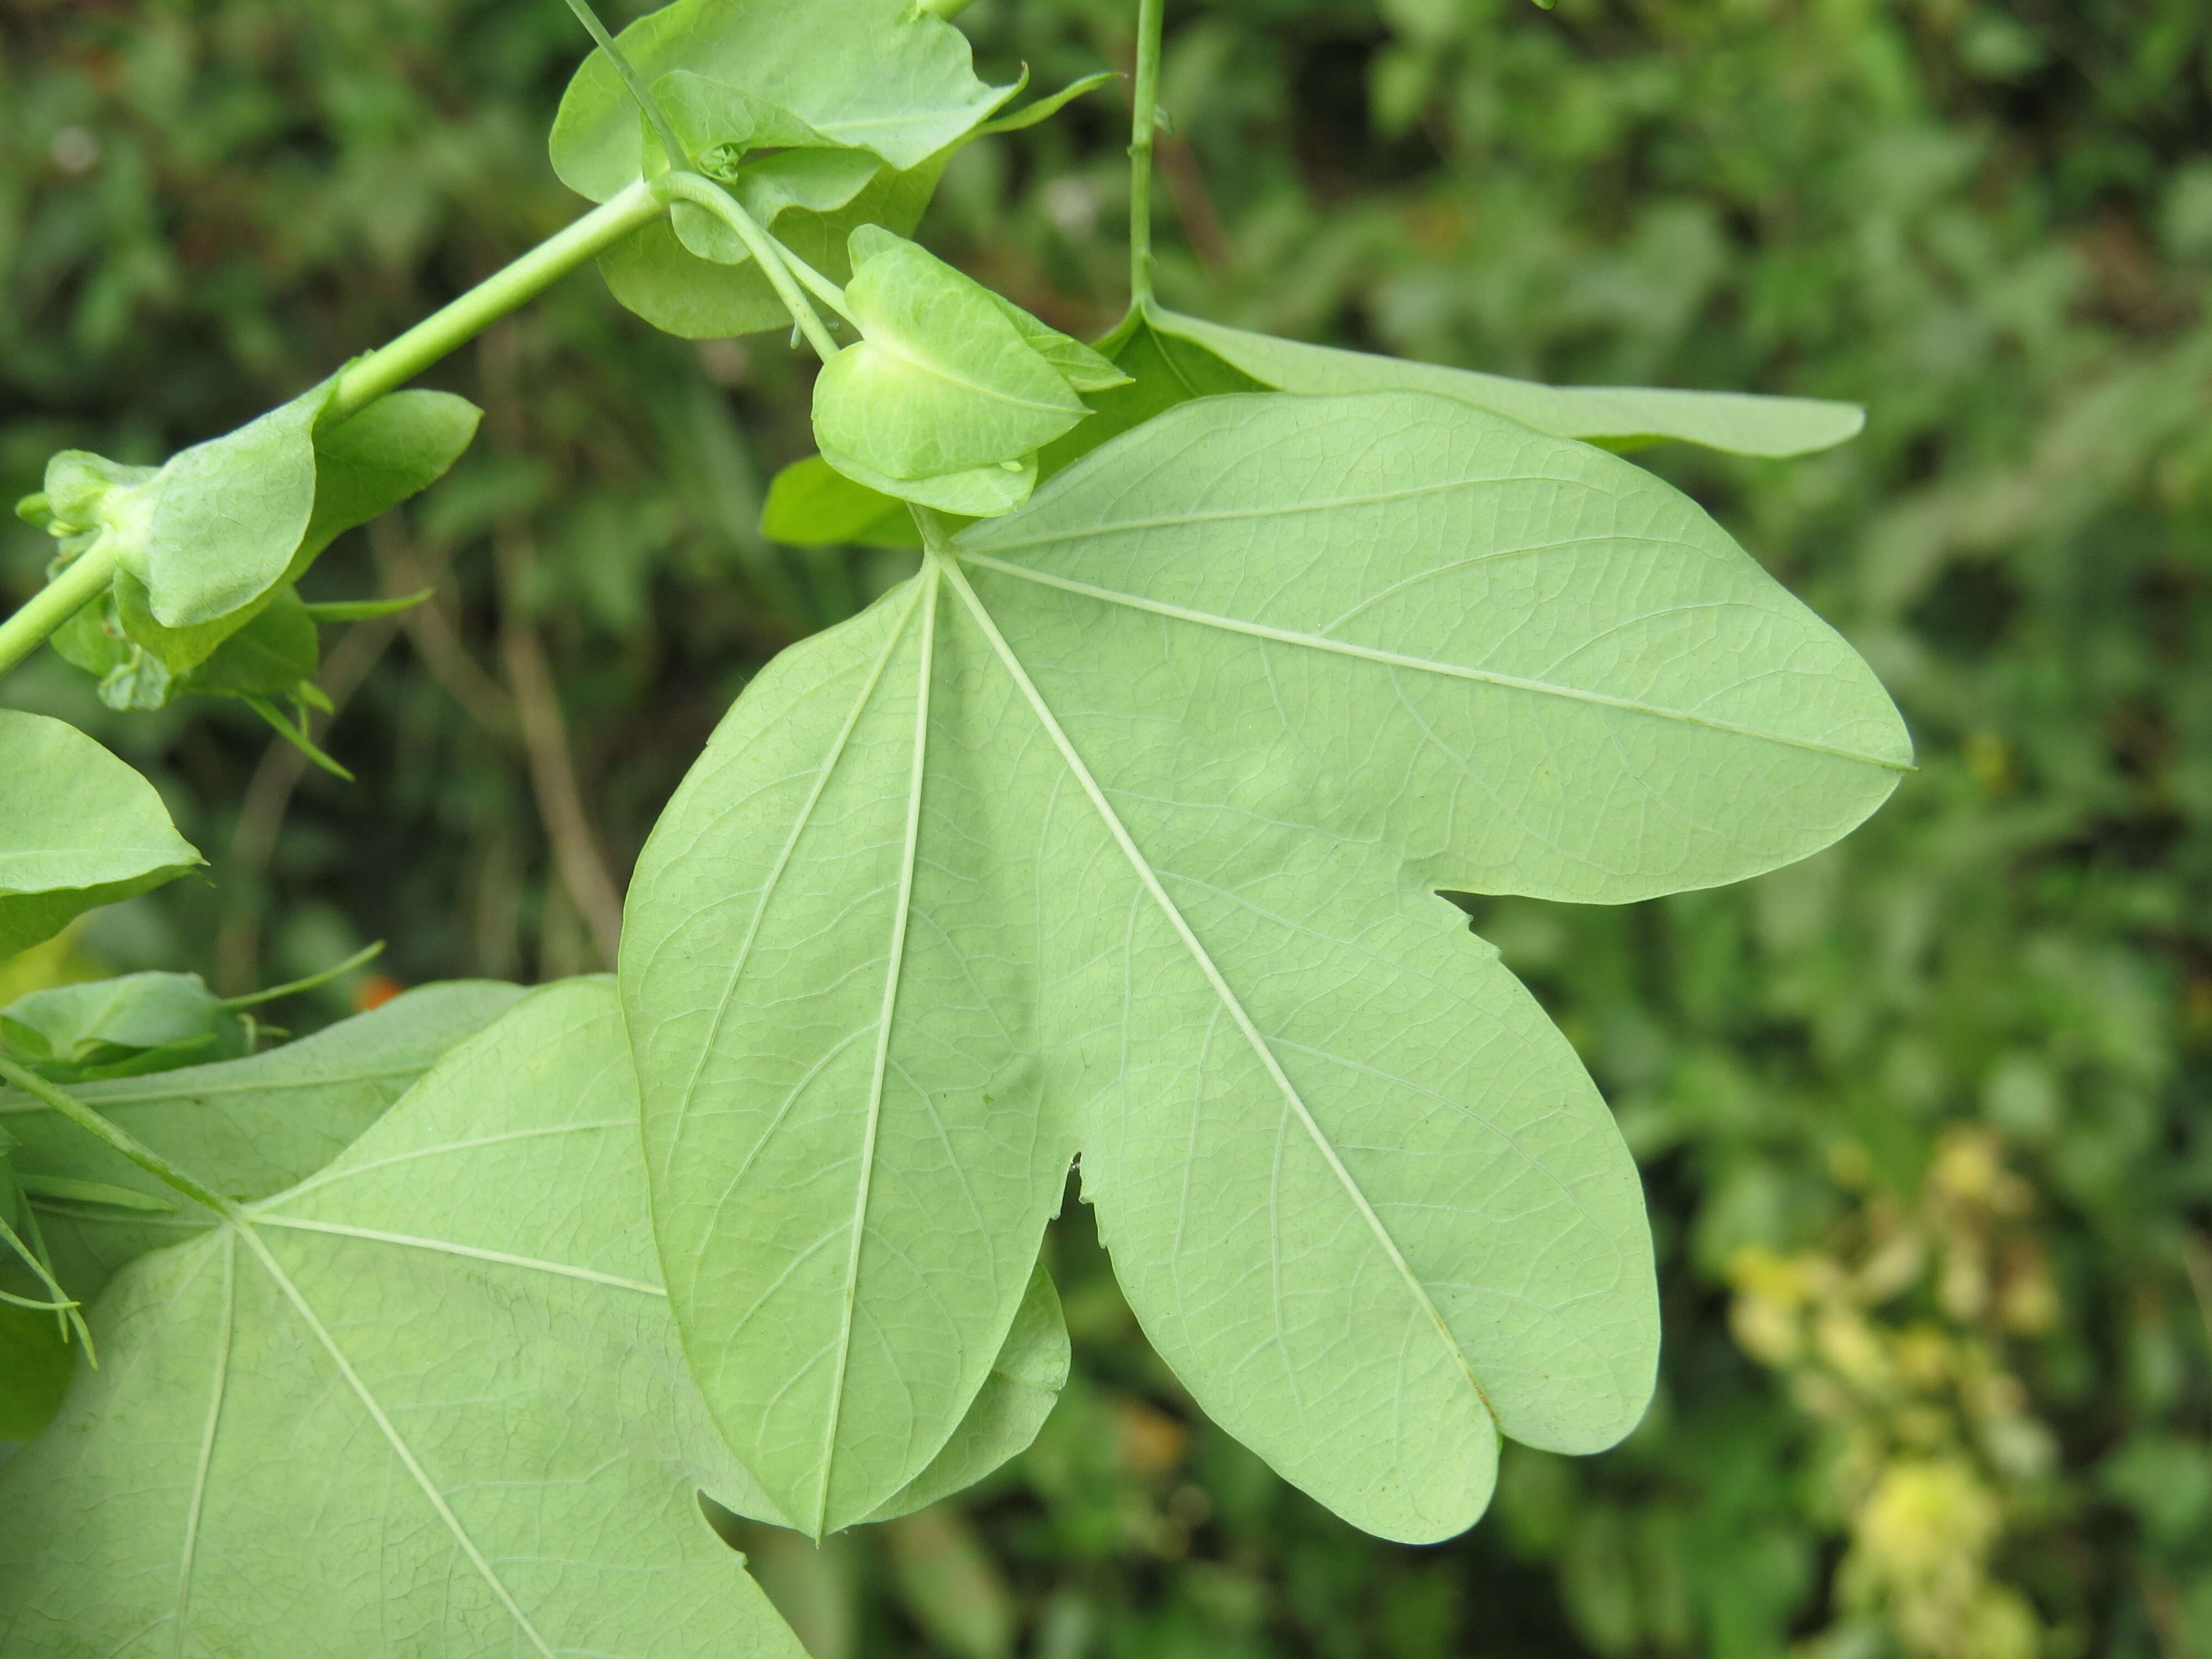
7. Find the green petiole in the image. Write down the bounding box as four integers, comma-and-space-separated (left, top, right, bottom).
217, 940, 386, 1013
0, 1053, 238, 1221
326, 179, 664, 422
1128, 0, 1164, 307
654, 171, 843, 360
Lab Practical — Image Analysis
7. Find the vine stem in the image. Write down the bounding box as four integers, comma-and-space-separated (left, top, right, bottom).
0, 544, 119, 680
327, 179, 663, 421
1129, 0, 1165, 308
0, 1054, 238, 1220
0, 181, 666, 682
654, 171, 842, 361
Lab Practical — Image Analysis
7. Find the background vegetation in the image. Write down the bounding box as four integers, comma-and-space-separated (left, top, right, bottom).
4, 0, 2210, 1653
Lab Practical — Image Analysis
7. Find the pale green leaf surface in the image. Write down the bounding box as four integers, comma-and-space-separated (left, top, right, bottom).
958, 392, 1912, 905
296, 388, 482, 565
813, 230, 1087, 483
622, 573, 1079, 1535
603, 214, 796, 339
0, 711, 202, 958
1150, 306, 1866, 457
862, 1260, 1069, 1523
0, 980, 525, 1302
0, 978, 806, 1658
126, 378, 333, 627
550, 0, 1006, 196
628, 387, 1907, 1542
761, 455, 922, 549
658, 70, 835, 159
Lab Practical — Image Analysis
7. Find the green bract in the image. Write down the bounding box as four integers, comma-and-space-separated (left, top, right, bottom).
550, 0, 1006, 194
551, 0, 1009, 340
0, 979, 805, 1658
623, 388, 1911, 1542
760, 454, 921, 549
2, 971, 241, 1082
0, 710, 201, 958
811, 228, 1104, 514
43, 389, 478, 704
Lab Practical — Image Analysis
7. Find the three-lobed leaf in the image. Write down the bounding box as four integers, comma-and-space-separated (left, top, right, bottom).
625, 387, 1910, 1542
0, 710, 202, 958
0, 978, 806, 1657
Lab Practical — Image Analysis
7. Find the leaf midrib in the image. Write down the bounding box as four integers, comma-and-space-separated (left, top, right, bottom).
813, 561, 941, 1538
958, 552, 1910, 771
936, 553, 1501, 1430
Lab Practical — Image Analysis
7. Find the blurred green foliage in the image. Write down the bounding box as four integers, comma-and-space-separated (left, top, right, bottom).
3, 0, 2210, 1655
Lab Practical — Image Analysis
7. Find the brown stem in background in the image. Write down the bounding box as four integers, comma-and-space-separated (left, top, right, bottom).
492, 517, 624, 969
1156, 134, 1230, 276
1117, 26, 1230, 279
371, 521, 517, 736
477, 322, 625, 972
214, 606, 406, 995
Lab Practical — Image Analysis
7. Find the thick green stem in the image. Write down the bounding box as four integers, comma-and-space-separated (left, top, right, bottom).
0, 1055, 238, 1220
1129, 0, 1164, 308
0, 541, 118, 680
328, 180, 664, 421
655, 172, 842, 361
0, 184, 666, 681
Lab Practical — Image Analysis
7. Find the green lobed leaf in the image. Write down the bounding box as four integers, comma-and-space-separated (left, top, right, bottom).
0, 979, 525, 1304
760, 454, 923, 549
0, 710, 202, 959
811, 228, 1087, 500
549, 0, 1008, 198
1146, 305, 1867, 458
625, 388, 1910, 1543
0, 978, 806, 1657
